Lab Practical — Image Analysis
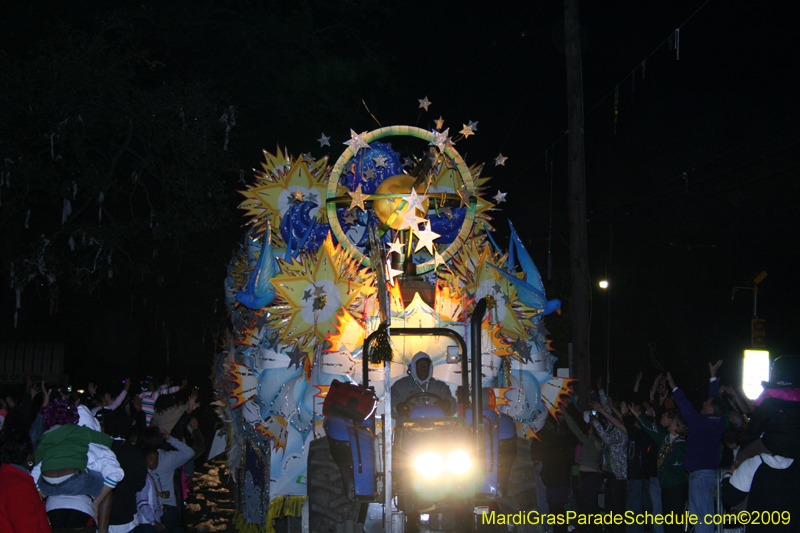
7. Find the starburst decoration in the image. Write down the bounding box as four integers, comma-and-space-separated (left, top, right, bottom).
268, 236, 373, 344
238, 147, 335, 240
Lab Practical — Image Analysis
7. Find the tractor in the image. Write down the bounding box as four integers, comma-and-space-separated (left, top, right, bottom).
307, 298, 534, 533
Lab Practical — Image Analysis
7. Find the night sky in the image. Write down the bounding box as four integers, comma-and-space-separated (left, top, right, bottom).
1, 0, 798, 402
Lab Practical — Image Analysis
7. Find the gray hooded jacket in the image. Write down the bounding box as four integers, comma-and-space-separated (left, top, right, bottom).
390, 351, 456, 416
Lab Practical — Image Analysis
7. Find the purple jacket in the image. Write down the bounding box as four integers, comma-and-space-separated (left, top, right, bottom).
673, 378, 726, 472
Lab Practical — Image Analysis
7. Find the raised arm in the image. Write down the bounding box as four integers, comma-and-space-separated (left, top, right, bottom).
668, 372, 702, 427
708, 360, 722, 397
562, 409, 594, 447
591, 398, 627, 434
591, 400, 627, 436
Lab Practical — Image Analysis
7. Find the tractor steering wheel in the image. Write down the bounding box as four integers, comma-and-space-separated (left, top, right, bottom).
396, 392, 447, 415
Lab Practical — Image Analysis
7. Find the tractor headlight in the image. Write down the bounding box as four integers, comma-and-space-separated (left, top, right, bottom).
414, 450, 472, 479
444, 450, 471, 475
414, 452, 444, 478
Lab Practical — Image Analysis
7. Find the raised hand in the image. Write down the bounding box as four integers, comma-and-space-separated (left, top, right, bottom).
666, 372, 676, 391
709, 360, 723, 378
30, 383, 41, 399
88, 383, 97, 396
42, 384, 52, 408
123, 378, 131, 392
132, 395, 142, 412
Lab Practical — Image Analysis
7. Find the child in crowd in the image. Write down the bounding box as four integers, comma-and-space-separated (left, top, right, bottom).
136, 449, 167, 532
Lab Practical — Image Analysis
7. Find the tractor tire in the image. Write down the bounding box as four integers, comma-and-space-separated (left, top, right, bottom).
497, 437, 539, 533
307, 437, 362, 533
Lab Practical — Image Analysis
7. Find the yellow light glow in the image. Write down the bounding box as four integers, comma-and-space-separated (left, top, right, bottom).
599, 280, 609, 289
743, 350, 770, 400
413, 452, 444, 478
445, 450, 472, 475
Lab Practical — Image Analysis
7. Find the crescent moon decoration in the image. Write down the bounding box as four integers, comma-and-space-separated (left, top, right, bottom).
214, 120, 570, 511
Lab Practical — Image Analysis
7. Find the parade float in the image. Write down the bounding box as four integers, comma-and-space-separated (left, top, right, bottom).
212, 120, 574, 532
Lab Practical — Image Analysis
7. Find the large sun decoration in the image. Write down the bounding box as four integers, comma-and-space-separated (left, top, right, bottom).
239, 147, 343, 245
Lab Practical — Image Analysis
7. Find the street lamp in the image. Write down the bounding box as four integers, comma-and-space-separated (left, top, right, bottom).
599, 280, 610, 392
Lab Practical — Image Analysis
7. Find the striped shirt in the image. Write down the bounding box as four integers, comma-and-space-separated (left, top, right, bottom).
139, 385, 180, 425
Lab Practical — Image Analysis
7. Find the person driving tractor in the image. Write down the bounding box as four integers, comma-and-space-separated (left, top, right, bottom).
391, 351, 456, 417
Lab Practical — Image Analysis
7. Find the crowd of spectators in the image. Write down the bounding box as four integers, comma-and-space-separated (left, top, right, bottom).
0, 375, 205, 533
532, 355, 800, 533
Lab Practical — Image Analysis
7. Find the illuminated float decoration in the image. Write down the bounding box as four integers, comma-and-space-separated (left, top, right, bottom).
213, 122, 574, 528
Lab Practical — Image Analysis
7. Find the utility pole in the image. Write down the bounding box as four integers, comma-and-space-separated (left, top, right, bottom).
564, 0, 591, 409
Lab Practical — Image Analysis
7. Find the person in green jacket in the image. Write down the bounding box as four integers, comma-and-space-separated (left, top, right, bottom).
34, 397, 115, 513
636, 406, 689, 533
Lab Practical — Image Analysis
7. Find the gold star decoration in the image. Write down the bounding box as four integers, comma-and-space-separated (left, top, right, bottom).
435, 116, 445, 130
290, 189, 306, 203
460, 123, 476, 138
347, 184, 369, 212
413, 220, 441, 255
